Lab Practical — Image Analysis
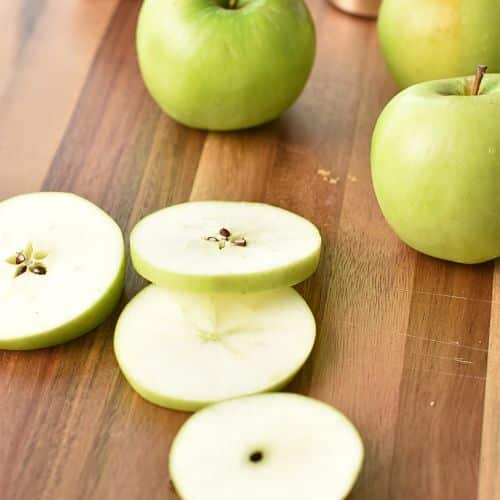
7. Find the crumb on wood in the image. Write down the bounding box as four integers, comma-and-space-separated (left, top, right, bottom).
317, 168, 340, 185
429, 401, 436, 407
347, 174, 358, 182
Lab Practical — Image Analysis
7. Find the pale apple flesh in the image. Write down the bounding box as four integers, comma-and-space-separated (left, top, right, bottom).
114, 285, 316, 411
0, 193, 125, 349
378, 0, 500, 88
137, 0, 315, 130
371, 75, 500, 264
169, 393, 364, 500
130, 201, 321, 293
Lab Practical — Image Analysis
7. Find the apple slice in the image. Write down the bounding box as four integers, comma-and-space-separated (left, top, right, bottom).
130, 201, 321, 293
169, 393, 364, 500
0, 192, 125, 350
114, 285, 315, 411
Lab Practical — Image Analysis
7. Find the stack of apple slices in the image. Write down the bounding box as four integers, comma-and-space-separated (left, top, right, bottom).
0, 195, 363, 498
114, 201, 321, 411
116, 201, 364, 499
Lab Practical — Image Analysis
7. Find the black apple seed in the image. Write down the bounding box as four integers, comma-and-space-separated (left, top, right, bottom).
249, 451, 263, 463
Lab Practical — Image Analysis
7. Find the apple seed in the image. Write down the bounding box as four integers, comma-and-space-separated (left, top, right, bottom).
30, 264, 47, 275
15, 252, 26, 265
219, 228, 231, 239
233, 238, 247, 247
249, 451, 263, 463
15, 265, 28, 277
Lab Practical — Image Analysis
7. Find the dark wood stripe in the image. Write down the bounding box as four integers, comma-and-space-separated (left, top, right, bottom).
18, 0, 47, 58
1, 1, 203, 499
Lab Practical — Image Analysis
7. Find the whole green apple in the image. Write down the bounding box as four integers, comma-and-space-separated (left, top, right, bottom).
371, 69, 500, 264
136, 0, 315, 131
378, 0, 500, 88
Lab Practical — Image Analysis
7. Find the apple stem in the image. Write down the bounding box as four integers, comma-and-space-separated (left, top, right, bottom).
471, 65, 488, 96
228, 0, 238, 8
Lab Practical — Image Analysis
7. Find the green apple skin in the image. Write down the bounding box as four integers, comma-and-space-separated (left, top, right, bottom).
136, 0, 315, 131
378, 0, 500, 88
1, 254, 126, 350
115, 363, 300, 412
371, 75, 500, 264
130, 246, 320, 294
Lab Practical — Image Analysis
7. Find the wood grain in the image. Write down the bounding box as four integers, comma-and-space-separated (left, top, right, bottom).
0, 0, 119, 198
479, 261, 500, 500
1, 1, 499, 499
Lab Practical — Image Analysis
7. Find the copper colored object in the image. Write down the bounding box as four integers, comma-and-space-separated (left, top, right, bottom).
329, 0, 380, 18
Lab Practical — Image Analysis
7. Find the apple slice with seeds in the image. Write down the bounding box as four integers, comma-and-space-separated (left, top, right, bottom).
0, 192, 125, 349
130, 201, 321, 293
114, 285, 315, 411
169, 393, 364, 500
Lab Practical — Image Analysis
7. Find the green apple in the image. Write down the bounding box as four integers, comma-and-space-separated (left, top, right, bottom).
371, 69, 500, 264
130, 201, 321, 293
0, 192, 125, 349
169, 393, 364, 500
114, 285, 315, 411
136, 0, 315, 131
378, 0, 500, 88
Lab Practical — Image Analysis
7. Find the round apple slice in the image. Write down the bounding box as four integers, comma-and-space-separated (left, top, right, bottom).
114, 285, 315, 411
169, 393, 364, 500
0, 192, 125, 350
130, 201, 321, 293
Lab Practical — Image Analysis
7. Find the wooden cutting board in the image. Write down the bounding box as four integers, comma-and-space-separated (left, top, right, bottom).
1, 1, 499, 499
